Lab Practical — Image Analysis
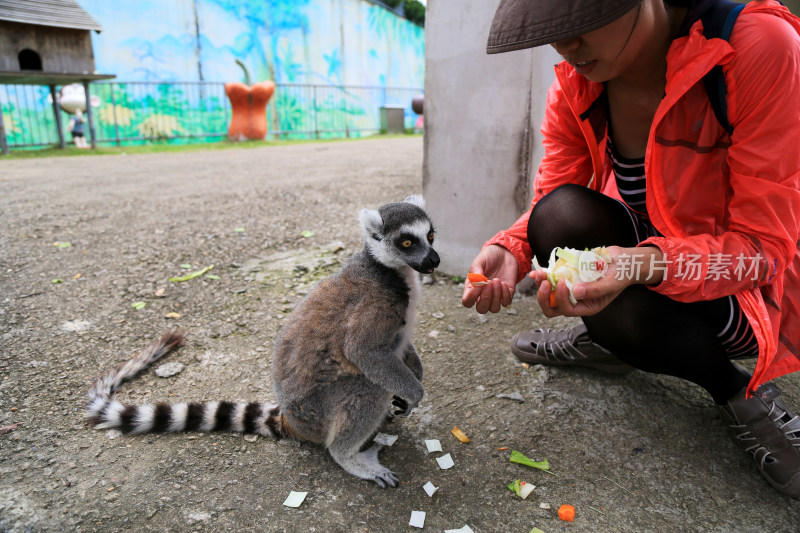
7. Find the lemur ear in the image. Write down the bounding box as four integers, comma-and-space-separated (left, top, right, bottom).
359, 208, 383, 239
404, 195, 425, 209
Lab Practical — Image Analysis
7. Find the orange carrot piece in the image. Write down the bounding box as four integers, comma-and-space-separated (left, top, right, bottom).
549, 291, 558, 308
558, 504, 576, 522
467, 273, 488, 285
450, 426, 470, 443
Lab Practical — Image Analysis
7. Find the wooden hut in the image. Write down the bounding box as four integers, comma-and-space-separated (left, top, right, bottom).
0, 0, 115, 153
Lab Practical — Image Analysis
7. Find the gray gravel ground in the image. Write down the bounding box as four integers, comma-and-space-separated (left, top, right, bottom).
1, 136, 798, 532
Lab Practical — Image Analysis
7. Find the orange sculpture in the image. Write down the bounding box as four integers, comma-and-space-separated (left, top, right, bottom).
224, 81, 275, 141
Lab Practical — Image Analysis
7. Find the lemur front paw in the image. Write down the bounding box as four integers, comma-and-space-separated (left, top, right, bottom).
391, 396, 417, 417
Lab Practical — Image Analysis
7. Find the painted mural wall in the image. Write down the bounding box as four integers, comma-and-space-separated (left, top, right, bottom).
80, 0, 425, 88
0, 0, 425, 148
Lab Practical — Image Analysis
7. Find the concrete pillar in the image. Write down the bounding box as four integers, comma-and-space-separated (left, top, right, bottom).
423, 0, 559, 276
0, 105, 8, 156
83, 80, 98, 150
784, 0, 800, 15
49, 85, 66, 149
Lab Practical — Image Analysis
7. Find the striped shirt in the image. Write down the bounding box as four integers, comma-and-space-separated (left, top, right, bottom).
607, 134, 648, 215
719, 296, 760, 359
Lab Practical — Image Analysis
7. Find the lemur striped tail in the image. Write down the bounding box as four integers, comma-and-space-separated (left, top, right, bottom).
85, 330, 284, 438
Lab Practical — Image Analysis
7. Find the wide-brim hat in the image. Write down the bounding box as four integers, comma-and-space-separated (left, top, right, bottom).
487, 0, 642, 54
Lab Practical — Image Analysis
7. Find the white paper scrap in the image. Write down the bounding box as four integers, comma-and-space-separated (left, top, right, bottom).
423, 481, 438, 497
436, 453, 454, 470
425, 439, 442, 453
282, 491, 308, 508
373, 433, 398, 446
444, 526, 475, 533
409, 510, 426, 528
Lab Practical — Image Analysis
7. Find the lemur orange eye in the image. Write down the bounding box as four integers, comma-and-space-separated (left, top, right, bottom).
402, 240, 412, 248
427, 232, 434, 244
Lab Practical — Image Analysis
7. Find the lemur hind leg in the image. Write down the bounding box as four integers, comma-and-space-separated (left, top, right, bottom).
329, 439, 399, 488
325, 386, 398, 488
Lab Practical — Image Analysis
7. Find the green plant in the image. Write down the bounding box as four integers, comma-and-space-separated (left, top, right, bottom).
383, 0, 403, 8
403, 0, 425, 25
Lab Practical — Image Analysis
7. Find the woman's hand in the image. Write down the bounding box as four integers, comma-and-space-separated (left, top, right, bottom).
461, 245, 518, 314
532, 245, 664, 317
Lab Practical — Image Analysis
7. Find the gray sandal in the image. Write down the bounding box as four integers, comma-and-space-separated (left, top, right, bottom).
721, 382, 800, 498
510, 323, 634, 374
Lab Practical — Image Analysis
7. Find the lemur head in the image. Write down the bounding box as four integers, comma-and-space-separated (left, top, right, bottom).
359, 196, 440, 274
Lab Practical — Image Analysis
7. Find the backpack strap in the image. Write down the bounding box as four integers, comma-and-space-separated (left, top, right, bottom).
701, 0, 746, 135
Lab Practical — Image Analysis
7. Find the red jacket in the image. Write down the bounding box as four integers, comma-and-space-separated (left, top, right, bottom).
486, 1, 800, 394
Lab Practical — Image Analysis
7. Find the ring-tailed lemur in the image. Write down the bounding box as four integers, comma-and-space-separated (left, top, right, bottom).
86, 196, 439, 488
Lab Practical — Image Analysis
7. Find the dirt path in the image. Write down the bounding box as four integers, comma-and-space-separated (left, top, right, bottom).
1, 137, 798, 532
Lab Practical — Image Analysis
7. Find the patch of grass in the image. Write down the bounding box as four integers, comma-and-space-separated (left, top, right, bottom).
0, 133, 422, 160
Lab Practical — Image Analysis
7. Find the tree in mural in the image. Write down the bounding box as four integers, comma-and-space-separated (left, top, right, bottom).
206, 0, 312, 133
367, 4, 424, 88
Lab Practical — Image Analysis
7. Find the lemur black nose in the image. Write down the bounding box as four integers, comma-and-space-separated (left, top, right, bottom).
424, 249, 440, 270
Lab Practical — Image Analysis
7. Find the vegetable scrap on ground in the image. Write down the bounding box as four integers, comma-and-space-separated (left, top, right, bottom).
275, 429, 581, 530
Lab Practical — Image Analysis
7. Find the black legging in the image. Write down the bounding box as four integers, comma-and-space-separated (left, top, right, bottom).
528, 184, 751, 403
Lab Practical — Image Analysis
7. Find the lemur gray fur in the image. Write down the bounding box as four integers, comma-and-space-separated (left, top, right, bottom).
85, 196, 439, 488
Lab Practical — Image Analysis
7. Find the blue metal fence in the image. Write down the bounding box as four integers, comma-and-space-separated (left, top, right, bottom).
0, 81, 423, 150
